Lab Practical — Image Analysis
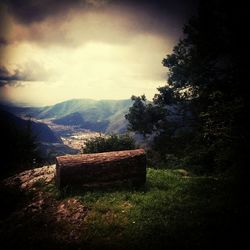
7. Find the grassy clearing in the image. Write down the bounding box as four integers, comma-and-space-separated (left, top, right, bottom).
0, 168, 246, 250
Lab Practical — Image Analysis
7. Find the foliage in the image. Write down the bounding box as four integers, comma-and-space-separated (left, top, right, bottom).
125, 95, 165, 136
125, 0, 248, 172
82, 134, 136, 153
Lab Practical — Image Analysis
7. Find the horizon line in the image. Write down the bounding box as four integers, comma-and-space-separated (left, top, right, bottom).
0, 97, 134, 108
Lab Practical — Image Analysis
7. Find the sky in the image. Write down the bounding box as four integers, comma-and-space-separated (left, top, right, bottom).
0, 0, 197, 106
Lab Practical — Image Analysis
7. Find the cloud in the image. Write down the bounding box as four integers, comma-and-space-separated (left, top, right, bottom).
0, 38, 8, 46
0, 66, 25, 86
0, 66, 16, 81
0, 62, 51, 87
3, 0, 197, 25
0, 0, 197, 48
3, 0, 81, 24
0, 0, 198, 105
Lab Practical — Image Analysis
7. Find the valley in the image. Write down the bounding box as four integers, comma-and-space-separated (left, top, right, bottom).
40, 118, 103, 151
0, 98, 132, 160
61, 131, 102, 151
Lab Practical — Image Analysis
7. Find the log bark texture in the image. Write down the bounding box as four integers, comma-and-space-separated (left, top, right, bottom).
55, 149, 146, 189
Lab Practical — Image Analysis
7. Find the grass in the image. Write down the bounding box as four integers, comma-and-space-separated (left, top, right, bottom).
0, 168, 247, 250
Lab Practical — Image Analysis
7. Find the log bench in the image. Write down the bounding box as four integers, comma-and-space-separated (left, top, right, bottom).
55, 149, 146, 189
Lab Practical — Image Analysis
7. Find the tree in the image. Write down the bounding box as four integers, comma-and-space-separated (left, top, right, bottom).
125, 95, 165, 136
126, 0, 248, 172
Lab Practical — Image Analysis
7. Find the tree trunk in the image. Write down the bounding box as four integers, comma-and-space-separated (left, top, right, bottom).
55, 149, 146, 189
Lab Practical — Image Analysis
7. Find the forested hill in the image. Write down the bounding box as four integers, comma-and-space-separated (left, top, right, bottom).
0, 99, 132, 133
36, 99, 132, 120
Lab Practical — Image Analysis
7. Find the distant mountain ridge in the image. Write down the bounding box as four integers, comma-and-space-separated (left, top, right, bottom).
1, 98, 132, 133
53, 112, 109, 131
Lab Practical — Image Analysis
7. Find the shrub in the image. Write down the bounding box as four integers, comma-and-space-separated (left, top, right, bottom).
82, 134, 136, 153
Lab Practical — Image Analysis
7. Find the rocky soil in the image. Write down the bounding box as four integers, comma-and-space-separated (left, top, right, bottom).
1, 165, 90, 248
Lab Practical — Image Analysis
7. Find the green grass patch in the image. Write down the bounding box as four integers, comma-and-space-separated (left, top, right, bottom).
1, 168, 245, 250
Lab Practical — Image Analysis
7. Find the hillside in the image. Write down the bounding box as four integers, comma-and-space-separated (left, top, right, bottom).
53, 112, 85, 126
0, 109, 61, 143
0, 103, 45, 118
1, 99, 132, 133
0, 109, 79, 175
53, 112, 109, 132
0, 166, 244, 250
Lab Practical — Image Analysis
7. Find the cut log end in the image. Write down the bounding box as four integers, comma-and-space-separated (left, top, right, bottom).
55, 149, 146, 189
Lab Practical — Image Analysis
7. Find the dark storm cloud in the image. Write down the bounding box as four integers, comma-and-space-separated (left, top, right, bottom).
2, 0, 87, 24
0, 61, 54, 87
116, 0, 198, 19
0, 38, 8, 46
0, 66, 25, 86
112, 0, 199, 42
0, 0, 198, 48
0, 64, 47, 87
3, 0, 198, 25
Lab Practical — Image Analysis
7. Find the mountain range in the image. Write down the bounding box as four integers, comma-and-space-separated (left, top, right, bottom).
0, 98, 132, 133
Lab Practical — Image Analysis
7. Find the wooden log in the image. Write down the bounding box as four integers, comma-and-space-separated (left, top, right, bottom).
55, 149, 146, 189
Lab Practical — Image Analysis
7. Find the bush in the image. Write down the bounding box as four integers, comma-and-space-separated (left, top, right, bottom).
82, 134, 136, 153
